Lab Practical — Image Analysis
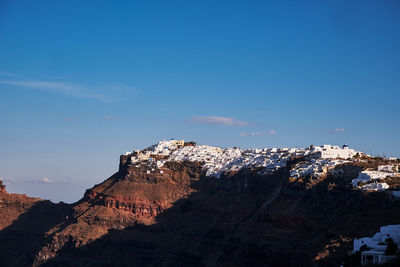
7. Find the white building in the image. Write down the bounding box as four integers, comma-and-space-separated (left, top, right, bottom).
353, 225, 400, 265
311, 144, 357, 159
130, 152, 150, 163
289, 159, 349, 179
361, 182, 389, 191
359, 251, 396, 265
149, 139, 185, 154
378, 165, 394, 172
352, 171, 394, 187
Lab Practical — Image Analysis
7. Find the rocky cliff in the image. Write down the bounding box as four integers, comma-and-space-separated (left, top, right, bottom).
0, 156, 399, 267
0, 180, 5, 192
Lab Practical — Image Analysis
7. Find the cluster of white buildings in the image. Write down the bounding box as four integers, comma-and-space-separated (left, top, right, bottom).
122, 140, 366, 179
126, 140, 302, 177
288, 144, 362, 179
124, 140, 400, 195
169, 146, 291, 178
351, 166, 399, 191
287, 144, 366, 180
289, 159, 351, 179
287, 148, 399, 192
145, 139, 185, 155
127, 139, 185, 164
353, 224, 400, 265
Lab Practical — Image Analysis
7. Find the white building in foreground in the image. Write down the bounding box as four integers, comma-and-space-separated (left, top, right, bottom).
353, 225, 400, 265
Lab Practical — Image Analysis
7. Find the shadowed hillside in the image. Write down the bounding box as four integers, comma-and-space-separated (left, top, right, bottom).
1, 157, 400, 267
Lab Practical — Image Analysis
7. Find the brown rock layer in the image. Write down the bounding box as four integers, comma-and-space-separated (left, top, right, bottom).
85, 191, 169, 217
0, 158, 400, 267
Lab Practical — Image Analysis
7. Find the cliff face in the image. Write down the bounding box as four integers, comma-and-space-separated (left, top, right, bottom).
28, 160, 205, 266
0, 159, 399, 267
0, 188, 71, 267
83, 160, 203, 218
0, 189, 42, 229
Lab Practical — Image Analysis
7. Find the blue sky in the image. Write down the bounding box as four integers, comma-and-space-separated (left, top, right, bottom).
0, 0, 399, 203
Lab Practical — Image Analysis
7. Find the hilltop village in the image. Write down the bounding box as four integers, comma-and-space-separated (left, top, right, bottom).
0, 140, 399, 266
121, 140, 400, 265
122, 139, 400, 192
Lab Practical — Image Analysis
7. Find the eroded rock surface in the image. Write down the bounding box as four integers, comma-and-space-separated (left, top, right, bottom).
0, 157, 399, 267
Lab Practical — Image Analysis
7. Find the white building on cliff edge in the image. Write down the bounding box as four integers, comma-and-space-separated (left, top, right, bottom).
311, 144, 358, 159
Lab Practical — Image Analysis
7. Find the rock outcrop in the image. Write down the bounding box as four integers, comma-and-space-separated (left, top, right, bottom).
0, 180, 5, 192
0, 155, 399, 267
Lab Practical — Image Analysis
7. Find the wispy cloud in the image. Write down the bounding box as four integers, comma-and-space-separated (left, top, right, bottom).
240, 130, 277, 137
2, 176, 70, 185
0, 80, 115, 103
41, 177, 53, 183
65, 117, 77, 121
329, 128, 345, 133
22, 177, 54, 184
188, 116, 249, 127
0, 71, 17, 77
0, 78, 138, 103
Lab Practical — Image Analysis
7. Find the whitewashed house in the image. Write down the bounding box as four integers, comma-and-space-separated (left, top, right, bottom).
378, 165, 394, 172
361, 182, 389, 191
312, 144, 357, 159
351, 171, 393, 187
353, 225, 400, 265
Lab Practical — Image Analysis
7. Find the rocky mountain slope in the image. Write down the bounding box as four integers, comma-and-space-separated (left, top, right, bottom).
0, 142, 399, 267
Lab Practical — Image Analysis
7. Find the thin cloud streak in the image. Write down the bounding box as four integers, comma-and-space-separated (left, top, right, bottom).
2, 176, 70, 185
189, 116, 249, 127
41, 177, 53, 183
329, 128, 345, 133
240, 130, 277, 137
21, 177, 54, 184
0, 71, 17, 76
0, 80, 126, 103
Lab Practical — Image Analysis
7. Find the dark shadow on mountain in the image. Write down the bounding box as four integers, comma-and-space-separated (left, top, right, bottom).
41, 165, 300, 267
2, 159, 400, 267
0, 199, 73, 266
